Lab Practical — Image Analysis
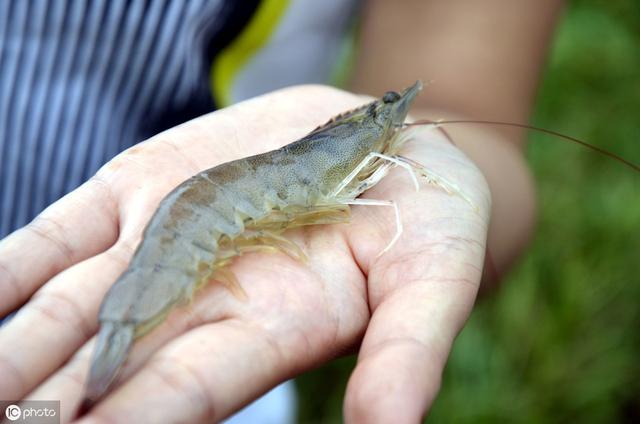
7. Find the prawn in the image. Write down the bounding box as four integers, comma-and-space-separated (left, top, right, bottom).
80, 78, 640, 411
81, 80, 471, 410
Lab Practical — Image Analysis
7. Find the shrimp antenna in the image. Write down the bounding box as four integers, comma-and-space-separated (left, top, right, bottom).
405, 119, 640, 173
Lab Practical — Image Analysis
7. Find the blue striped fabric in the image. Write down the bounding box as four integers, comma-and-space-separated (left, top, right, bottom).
0, 0, 229, 237
0, 3, 300, 418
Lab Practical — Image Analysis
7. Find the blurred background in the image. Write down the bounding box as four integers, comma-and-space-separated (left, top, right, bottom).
296, 0, 640, 422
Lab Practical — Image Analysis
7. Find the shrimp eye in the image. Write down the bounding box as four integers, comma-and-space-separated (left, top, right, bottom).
382, 91, 401, 103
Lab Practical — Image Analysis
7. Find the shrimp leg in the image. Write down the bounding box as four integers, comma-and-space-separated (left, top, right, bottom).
346, 198, 402, 256
394, 155, 478, 211
207, 230, 311, 299
210, 267, 248, 300
330, 150, 477, 255
331, 152, 420, 198
329, 159, 402, 255
333, 152, 476, 210
80, 81, 429, 410
225, 230, 309, 262
207, 204, 353, 298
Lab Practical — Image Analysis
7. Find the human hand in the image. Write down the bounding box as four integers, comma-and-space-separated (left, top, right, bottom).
0, 85, 490, 423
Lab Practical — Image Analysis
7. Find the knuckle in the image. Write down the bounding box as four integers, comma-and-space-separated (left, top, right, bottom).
0, 352, 27, 397
29, 290, 94, 341
0, 259, 22, 305
58, 364, 85, 388
147, 356, 217, 422
26, 216, 75, 265
88, 175, 118, 211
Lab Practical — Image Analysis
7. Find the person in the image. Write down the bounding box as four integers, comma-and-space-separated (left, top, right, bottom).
0, 0, 563, 422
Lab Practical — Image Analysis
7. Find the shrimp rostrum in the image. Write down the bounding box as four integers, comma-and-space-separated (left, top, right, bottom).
82, 80, 471, 408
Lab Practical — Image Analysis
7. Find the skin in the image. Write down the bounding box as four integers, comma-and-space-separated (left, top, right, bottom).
0, 1, 562, 423
0, 86, 489, 423
351, 0, 564, 285
81, 83, 422, 409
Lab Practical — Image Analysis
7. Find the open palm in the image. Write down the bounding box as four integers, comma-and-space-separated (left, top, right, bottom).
0, 85, 490, 423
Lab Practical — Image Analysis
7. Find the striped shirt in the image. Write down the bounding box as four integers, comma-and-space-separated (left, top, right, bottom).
0, 0, 358, 238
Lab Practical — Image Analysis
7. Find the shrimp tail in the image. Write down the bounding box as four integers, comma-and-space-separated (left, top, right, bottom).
79, 322, 135, 414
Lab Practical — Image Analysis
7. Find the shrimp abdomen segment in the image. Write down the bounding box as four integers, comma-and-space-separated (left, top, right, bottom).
83, 81, 426, 410
98, 266, 193, 325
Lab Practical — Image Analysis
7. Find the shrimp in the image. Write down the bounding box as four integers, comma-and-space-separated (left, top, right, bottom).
81, 80, 470, 410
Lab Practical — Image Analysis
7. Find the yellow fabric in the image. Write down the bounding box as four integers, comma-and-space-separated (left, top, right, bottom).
211, 0, 291, 107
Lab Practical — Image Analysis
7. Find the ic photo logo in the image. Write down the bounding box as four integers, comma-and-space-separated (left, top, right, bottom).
2, 401, 59, 423
5, 404, 21, 421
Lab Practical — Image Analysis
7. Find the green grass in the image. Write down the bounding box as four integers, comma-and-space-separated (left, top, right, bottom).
297, 1, 640, 422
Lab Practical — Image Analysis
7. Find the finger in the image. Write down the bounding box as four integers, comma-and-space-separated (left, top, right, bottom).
26, 342, 95, 423
0, 178, 119, 316
344, 241, 485, 423
25, 282, 237, 422
76, 321, 298, 424
0, 240, 134, 400
22, 217, 364, 420
68, 247, 365, 424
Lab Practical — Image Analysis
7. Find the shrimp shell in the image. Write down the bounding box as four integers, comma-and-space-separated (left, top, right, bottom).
81, 81, 428, 410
